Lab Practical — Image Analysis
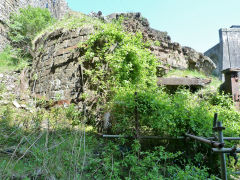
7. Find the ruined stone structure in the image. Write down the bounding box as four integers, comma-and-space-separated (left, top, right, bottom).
204, 26, 240, 79
30, 13, 216, 104
0, 0, 69, 51
108, 13, 216, 75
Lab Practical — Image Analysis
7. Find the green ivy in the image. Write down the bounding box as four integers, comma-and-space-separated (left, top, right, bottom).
79, 20, 157, 99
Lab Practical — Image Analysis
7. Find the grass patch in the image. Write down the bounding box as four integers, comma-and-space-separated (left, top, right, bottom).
33, 11, 103, 45
0, 103, 98, 179
0, 46, 28, 72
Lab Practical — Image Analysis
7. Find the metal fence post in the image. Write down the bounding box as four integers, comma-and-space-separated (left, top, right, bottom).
134, 92, 140, 140
217, 121, 227, 180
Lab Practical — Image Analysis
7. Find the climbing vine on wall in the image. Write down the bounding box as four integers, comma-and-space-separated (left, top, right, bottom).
78, 19, 157, 102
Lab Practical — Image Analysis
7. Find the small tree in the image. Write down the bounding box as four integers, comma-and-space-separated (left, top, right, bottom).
8, 6, 55, 57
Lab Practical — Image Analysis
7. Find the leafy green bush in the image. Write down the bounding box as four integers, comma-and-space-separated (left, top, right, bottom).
85, 140, 216, 179
107, 87, 240, 177
110, 87, 240, 138
110, 88, 209, 136
8, 6, 55, 56
80, 20, 157, 92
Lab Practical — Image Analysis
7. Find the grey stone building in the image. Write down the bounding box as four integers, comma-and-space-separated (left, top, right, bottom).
204, 26, 240, 79
0, 0, 69, 51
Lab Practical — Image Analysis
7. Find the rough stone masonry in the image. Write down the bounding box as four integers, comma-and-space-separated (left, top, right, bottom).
0, 0, 69, 51
30, 26, 94, 101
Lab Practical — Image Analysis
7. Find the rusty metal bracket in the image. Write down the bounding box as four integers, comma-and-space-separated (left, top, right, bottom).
227, 146, 238, 166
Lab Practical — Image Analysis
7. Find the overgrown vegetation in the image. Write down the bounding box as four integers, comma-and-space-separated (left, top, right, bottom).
0, 105, 94, 179
86, 141, 216, 179
0, 103, 218, 179
1, 6, 240, 179
0, 46, 28, 72
78, 19, 157, 106
110, 86, 240, 138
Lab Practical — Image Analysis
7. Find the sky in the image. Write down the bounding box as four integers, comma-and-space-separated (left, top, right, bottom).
66, 0, 240, 53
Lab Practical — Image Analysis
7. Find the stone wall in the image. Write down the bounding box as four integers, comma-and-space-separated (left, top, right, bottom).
0, 0, 69, 52
30, 25, 94, 101
204, 43, 221, 77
